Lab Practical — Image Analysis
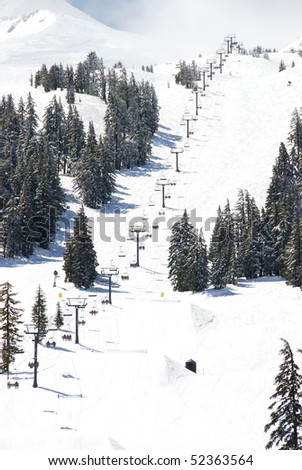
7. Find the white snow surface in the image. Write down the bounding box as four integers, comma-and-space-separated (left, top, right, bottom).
1, 0, 302, 454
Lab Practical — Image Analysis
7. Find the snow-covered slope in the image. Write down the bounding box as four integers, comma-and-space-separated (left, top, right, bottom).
1, 0, 302, 459
280, 36, 302, 52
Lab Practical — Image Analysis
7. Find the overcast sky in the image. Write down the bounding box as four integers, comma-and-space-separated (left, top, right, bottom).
68, 0, 302, 57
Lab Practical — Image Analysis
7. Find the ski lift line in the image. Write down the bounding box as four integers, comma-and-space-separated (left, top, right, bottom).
128, 77, 222, 298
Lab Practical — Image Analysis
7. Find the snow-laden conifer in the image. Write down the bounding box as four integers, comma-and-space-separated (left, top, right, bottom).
0, 282, 23, 374
264, 339, 302, 449
31, 285, 48, 343
63, 205, 98, 289
168, 210, 208, 292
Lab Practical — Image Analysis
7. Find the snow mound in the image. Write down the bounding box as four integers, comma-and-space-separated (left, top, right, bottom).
0, 10, 56, 38
165, 355, 196, 384
191, 303, 214, 331
108, 437, 126, 450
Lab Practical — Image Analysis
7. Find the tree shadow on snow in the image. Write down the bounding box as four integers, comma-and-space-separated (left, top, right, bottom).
0, 245, 64, 269
206, 285, 242, 297
242, 275, 284, 283
154, 125, 182, 148
206, 276, 285, 297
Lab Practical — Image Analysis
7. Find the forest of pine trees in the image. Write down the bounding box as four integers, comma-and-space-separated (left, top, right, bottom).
169, 107, 302, 292
168, 210, 209, 292
208, 111, 302, 288
0, 93, 66, 258
33, 52, 106, 101
174, 60, 201, 88
0, 51, 160, 259
33, 51, 159, 173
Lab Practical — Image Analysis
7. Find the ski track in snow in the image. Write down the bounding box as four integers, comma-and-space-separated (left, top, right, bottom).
1, 13, 302, 451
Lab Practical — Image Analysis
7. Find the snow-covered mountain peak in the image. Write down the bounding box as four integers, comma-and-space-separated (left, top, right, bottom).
0, 0, 82, 19
0, 0, 114, 36
0, 10, 56, 38
0, 0, 156, 75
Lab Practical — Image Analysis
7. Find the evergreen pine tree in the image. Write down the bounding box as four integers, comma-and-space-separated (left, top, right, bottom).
74, 61, 88, 94
188, 228, 209, 292
139, 80, 159, 134
17, 174, 35, 257
99, 134, 116, 204
2, 196, 22, 258
17, 97, 25, 131
63, 205, 98, 289
65, 105, 86, 174
209, 201, 236, 288
279, 60, 286, 72
31, 285, 48, 343
209, 206, 226, 288
234, 189, 247, 277
40, 64, 50, 91
284, 215, 302, 287
83, 51, 103, 96
20, 93, 39, 152
54, 302, 64, 329
288, 109, 302, 168
42, 95, 67, 173
29, 135, 65, 247
262, 143, 295, 276
65, 66, 75, 104
264, 339, 302, 449
104, 91, 128, 170
1, 94, 20, 171
235, 190, 262, 279
73, 122, 105, 208
168, 210, 197, 291
98, 57, 107, 103
0, 282, 23, 375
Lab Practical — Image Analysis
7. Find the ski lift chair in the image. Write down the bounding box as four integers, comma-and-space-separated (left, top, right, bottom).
28, 359, 39, 369
121, 269, 129, 280
130, 257, 138, 268
118, 246, 126, 257
7, 380, 19, 389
